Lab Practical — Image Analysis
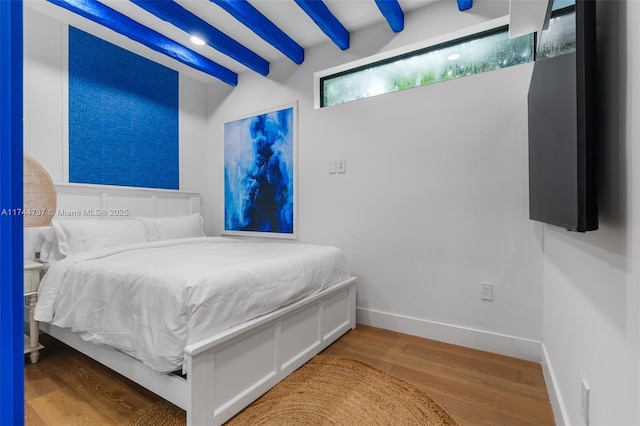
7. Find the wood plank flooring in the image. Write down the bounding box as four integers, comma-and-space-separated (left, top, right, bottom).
322, 325, 554, 425
25, 324, 554, 425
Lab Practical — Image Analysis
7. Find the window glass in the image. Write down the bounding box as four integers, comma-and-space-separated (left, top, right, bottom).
552, 0, 575, 11
321, 28, 534, 107
536, 8, 576, 60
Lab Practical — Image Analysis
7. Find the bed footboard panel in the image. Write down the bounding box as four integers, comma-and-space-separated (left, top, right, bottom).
185, 277, 357, 426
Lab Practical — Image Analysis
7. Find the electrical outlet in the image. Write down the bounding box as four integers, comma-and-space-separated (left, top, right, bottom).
581, 379, 590, 425
337, 160, 346, 173
480, 282, 493, 301
328, 160, 336, 174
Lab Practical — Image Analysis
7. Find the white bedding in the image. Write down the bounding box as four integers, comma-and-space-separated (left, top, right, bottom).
34, 237, 351, 373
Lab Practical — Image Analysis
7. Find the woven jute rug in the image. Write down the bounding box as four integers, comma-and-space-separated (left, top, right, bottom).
131, 355, 459, 426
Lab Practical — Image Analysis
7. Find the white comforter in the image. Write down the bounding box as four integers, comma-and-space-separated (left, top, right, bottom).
34, 237, 351, 373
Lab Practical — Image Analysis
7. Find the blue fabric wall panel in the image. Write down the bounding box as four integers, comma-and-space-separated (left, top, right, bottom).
69, 27, 179, 189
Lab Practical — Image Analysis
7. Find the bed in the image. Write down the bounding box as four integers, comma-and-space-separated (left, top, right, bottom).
26, 183, 357, 425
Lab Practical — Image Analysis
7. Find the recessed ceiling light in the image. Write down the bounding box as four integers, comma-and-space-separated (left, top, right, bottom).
447, 53, 460, 61
190, 36, 205, 46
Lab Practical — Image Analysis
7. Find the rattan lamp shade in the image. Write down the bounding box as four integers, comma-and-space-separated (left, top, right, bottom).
23, 154, 57, 227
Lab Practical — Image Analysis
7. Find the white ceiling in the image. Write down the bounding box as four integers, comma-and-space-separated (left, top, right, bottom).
24, 1, 546, 85
25, 0, 446, 84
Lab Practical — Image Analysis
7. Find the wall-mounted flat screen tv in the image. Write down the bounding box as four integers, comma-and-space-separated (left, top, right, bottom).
528, 0, 598, 232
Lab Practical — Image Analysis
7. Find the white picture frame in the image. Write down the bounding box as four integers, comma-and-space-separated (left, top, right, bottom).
223, 102, 298, 239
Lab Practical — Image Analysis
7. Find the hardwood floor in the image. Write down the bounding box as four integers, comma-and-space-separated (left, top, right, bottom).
25, 333, 161, 425
25, 325, 554, 425
322, 325, 554, 425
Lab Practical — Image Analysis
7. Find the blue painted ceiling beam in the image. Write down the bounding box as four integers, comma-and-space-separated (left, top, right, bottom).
210, 0, 304, 65
131, 0, 268, 76
46, 0, 238, 86
294, 0, 349, 50
375, 0, 404, 33
457, 0, 473, 12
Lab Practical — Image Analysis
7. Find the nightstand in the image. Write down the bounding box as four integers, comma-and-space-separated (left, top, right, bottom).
24, 260, 44, 363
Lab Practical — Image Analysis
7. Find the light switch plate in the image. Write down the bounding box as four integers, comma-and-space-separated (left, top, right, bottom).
328, 160, 336, 174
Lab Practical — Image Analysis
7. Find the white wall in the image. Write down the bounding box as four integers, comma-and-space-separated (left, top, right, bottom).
22, 0, 640, 422
23, 7, 209, 194
23, 7, 64, 181
541, 1, 640, 425
206, 0, 544, 360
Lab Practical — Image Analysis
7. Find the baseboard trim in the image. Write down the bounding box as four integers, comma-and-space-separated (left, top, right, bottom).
356, 307, 542, 362
541, 342, 569, 425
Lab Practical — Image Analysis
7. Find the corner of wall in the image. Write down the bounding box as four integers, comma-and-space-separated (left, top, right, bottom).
541, 342, 569, 426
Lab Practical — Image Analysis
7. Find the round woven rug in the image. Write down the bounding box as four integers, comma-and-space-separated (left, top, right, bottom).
131, 355, 458, 426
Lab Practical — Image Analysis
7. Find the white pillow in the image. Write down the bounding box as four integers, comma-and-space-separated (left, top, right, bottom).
135, 213, 205, 241
38, 227, 65, 263
52, 219, 148, 256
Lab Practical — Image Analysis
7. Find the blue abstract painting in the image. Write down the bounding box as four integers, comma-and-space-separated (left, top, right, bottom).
224, 105, 296, 237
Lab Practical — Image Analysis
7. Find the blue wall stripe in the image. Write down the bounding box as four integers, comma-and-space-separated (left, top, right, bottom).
0, 1, 25, 424
69, 27, 179, 190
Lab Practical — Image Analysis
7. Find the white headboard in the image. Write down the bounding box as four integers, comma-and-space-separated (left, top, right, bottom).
24, 183, 201, 260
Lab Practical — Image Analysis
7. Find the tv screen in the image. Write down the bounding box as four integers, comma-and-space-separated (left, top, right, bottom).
527, 0, 598, 232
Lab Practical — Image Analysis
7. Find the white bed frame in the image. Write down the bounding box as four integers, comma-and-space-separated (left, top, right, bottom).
27, 183, 357, 425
